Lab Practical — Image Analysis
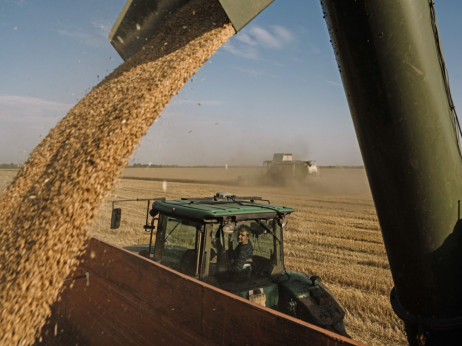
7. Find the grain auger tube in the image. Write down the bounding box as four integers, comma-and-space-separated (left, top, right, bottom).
322, 0, 462, 344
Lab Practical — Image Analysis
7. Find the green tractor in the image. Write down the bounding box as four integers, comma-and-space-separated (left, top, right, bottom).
111, 192, 347, 336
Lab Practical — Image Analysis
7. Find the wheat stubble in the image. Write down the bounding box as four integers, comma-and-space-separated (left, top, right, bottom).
0, 1, 235, 344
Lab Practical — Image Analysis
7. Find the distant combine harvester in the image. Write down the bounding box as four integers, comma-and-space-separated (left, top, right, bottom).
263, 153, 319, 184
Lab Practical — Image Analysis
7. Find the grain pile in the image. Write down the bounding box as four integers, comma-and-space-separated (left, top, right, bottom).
0, 1, 235, 344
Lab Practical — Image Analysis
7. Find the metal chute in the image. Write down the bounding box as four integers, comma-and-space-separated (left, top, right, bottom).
109, 0, 274, 61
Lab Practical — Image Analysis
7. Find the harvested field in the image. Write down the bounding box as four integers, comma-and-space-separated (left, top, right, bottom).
0, 167, 405, 345
120, 166, 265, 185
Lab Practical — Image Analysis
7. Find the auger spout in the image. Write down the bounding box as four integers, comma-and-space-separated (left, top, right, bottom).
109, 0, 274, 61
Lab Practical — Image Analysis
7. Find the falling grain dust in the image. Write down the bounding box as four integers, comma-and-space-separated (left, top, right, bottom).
0, 1, 235, 344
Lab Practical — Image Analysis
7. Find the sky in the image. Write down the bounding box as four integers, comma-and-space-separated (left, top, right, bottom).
1, 0, 461, 166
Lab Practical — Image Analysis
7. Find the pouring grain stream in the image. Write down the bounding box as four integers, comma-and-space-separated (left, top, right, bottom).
0, 1, 235, 344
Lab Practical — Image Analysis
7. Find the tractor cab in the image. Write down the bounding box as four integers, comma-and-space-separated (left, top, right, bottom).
111, 192, 347, 336
151, 194, 288, 291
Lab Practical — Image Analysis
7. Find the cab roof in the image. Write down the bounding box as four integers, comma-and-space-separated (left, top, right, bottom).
152, 194, 293, 222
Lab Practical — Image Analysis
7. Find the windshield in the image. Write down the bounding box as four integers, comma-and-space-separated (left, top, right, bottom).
207, 218, 283, 282
156, 217, 200, 276
165, 218, 197, 248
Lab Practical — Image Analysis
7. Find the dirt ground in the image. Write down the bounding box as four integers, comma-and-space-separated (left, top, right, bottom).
0, 167, 406, 345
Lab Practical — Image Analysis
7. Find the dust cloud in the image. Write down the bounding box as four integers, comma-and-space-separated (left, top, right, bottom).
120, 166, 371, 196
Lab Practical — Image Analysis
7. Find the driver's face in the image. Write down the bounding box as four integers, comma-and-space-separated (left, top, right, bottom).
238, 231, 249, 245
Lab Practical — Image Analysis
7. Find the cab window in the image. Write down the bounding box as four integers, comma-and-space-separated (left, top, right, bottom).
157, 217, 200, 275
208, 220, 280, 279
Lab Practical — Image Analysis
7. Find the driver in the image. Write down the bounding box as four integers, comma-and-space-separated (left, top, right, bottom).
229, 225, 253, 272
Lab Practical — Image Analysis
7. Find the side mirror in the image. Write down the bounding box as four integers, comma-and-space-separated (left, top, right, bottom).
111, 208, 122, 229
